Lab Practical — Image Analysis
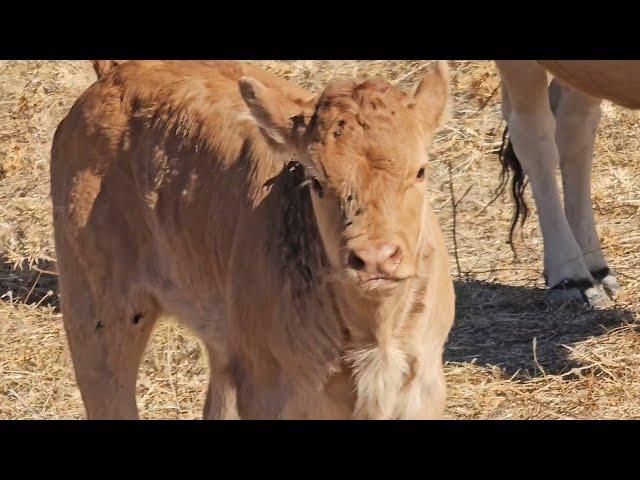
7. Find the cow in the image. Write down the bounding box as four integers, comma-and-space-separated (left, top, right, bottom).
496, 60, 640, 308
50, 60, 454, 419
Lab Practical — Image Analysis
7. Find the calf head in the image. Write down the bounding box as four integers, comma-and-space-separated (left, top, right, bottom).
239, 62, 449, 295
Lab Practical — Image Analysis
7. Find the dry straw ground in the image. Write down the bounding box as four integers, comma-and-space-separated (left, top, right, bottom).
1, 60, 640, 419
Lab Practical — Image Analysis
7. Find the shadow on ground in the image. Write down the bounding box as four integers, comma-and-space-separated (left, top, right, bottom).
0, 255, 58, 309
446, 278, 636, 378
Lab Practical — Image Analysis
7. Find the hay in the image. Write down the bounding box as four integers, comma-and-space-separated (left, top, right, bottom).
1, 60, 640, 419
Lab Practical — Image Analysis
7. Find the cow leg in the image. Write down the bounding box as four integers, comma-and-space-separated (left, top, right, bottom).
496, 61, 609, 307
551, 79, 618, 298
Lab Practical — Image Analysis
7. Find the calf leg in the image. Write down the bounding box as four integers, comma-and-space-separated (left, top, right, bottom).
497, 61, 608, 307
552, 80, 618, 298
63, 299, 158, 419
202, 345, 238, 420
58, 250, 158, 419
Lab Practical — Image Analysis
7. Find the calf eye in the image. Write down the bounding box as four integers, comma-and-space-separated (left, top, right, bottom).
416, 166, 426, 181
311, 178, 324, 198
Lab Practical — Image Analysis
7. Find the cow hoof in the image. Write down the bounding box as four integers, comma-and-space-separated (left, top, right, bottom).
600, 275, 619, 299
582, 285, 614, 309
549, 278, 613, 309
591, 267, 619, 300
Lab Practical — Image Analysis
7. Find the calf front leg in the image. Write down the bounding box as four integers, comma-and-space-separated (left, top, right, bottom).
202, 345, 239, 420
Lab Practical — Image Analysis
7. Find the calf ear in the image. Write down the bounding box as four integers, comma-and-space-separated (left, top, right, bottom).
411, 61, 450, 132
239, 76, 314, 147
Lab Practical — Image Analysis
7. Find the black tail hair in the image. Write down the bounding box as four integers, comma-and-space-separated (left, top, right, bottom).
496, 126, 529, 253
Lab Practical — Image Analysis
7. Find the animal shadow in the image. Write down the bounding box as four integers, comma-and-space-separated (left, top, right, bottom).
0, 255, 59, 309
446, 278, 636, 378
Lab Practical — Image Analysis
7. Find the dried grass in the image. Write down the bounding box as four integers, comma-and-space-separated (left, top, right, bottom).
1, 60, 640, 419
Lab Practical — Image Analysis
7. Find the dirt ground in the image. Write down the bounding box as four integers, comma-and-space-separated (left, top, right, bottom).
1, 60, 639, 419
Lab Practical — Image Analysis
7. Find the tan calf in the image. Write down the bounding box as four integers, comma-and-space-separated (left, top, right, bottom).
51, 60, 454, 419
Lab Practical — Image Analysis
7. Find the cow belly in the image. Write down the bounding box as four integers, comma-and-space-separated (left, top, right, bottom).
539, 60, 640, 109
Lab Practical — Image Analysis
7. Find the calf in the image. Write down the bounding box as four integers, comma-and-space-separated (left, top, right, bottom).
51, 60, 454, 419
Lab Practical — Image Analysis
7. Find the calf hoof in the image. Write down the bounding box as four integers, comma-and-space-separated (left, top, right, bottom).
591, 267, 619, 299
548, 278, 613, 310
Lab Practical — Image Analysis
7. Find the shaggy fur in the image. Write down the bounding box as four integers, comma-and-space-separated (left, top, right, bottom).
51, 60, 454, 419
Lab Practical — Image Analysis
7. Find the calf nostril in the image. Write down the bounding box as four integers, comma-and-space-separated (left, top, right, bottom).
378, 243, 401, 262
389, 246, 402, 261
347, 251, 366, 271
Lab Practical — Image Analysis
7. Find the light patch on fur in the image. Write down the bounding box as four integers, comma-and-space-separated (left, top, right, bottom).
346, 345, 410, 419
401, 368, 425, 418
181, 172, 199, 202
235, 109, 256, 126
145, 191, 158, 209
67, 168, 102, 230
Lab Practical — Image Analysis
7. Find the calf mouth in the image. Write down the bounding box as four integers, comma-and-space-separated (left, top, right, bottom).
360, 277, 401, 293
345, 271, 410, 294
